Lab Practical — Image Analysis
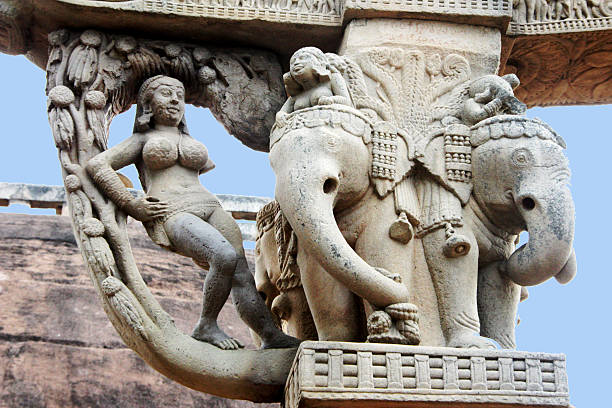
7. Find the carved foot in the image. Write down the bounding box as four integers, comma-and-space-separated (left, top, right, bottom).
367, 303, 420, 345
447, 332, 496, 349
192, 319, 243, 350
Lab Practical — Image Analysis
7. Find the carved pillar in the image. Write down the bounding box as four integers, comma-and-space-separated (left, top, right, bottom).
335, 19, 515, 349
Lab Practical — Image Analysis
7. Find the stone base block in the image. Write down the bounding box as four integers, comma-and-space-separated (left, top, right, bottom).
285, 341, 570, 408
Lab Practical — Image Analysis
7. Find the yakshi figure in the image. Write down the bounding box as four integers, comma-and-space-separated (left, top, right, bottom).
87, 75, 298, 350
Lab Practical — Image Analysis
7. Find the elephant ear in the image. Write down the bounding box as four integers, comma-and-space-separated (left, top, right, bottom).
369, 121, 415, 198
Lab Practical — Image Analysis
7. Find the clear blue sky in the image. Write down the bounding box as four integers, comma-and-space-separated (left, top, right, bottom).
1, 53, 608, 406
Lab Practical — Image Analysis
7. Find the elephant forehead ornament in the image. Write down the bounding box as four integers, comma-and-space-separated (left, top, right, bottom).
263, 47, 576, 350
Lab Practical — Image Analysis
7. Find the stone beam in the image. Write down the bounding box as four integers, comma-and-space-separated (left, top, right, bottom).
0, 182, 269, 240
2, 1, 612, 107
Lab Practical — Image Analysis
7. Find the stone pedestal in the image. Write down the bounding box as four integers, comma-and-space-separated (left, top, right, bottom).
285, 341, 570, 408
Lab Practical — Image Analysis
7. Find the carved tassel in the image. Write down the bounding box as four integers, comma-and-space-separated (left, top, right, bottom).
102, 276, 148, 341
85, 91, 108, 151
48, 86, 76, 151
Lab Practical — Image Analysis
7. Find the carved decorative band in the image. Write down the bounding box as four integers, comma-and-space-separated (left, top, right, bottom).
286, 342, 570, 408
143, 0, 342, 25
270, 105, 373, 149
343, 0, 510, 14
509, 17, 612, 35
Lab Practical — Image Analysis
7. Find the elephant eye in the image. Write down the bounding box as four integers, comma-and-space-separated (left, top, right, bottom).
511, 148, 533, 168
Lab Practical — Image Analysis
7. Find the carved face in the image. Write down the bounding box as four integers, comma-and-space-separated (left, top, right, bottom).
149, 80, 185, 127
290, 51, 318, 85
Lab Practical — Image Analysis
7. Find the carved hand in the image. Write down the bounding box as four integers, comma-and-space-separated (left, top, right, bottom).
125, 196, 169, 222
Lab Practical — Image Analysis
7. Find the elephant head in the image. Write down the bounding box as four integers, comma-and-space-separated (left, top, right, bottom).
471, 116, 576, 286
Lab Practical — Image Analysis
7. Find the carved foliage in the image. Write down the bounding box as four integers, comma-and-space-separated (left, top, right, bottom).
352, 48, 471, 147
47, 29, 284, 152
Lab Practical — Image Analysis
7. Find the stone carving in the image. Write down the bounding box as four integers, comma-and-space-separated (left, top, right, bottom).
512, 0, 612, 23
85, 74, 297, 350
268, 47, 576, 351
0, 0, 30, 55
509, 0, 612, 34
503, 32, 612, 106
45, 28, 302, 403
279, 47, 352, 114
55, 0, 342, 26
343, 0, 511, 25
46, 29, 284, 152
254, 200, 317, 341
143, 0, 342, 15
285, 341, 571, 408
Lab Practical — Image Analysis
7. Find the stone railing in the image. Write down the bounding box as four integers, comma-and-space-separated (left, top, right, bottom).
286, 341, 570, 408
0, 182, 270, 241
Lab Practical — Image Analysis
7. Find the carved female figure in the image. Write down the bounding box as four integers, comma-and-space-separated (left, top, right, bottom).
87, 75, 297, 350
279, 47, 351, 115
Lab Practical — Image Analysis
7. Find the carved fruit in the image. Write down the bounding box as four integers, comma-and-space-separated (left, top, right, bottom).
82, 218, 105, 237
198, 66, 217, 85
85, 91, 107, 109
165, 44, 182, 58
48, 29, 69, 46
115, 36, 137, 54
102, 276, 148, 340
367, 311, 392, 335
80, 30, 102, 48
48, 86, 75, 107
64, 174, 81, 192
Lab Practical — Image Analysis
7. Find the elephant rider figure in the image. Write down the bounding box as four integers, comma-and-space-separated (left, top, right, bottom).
277, 46, 352, 118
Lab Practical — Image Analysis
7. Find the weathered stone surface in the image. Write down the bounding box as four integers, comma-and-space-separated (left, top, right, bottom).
285, 341, 570, 408
2, 0, 612, 109
265, 43, 574, 357
0, 213, 277, 407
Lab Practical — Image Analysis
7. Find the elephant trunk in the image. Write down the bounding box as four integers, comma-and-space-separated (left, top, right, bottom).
273, 157, 410, 309
503, 187, 576, 286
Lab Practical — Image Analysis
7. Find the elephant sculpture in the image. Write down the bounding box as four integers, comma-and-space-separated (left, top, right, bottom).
264, 47, 577, 350
254, 200, 317, 341
468, 115, 576, 348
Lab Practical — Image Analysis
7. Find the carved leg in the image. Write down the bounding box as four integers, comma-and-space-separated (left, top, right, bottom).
478, 261, 521, 349
164, 212, 242, 350
273, 288, 318, 340
353, 195, 421, 345
207, 207, 301, 349
422, 226, 495, 349
297, 244, 365, 341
